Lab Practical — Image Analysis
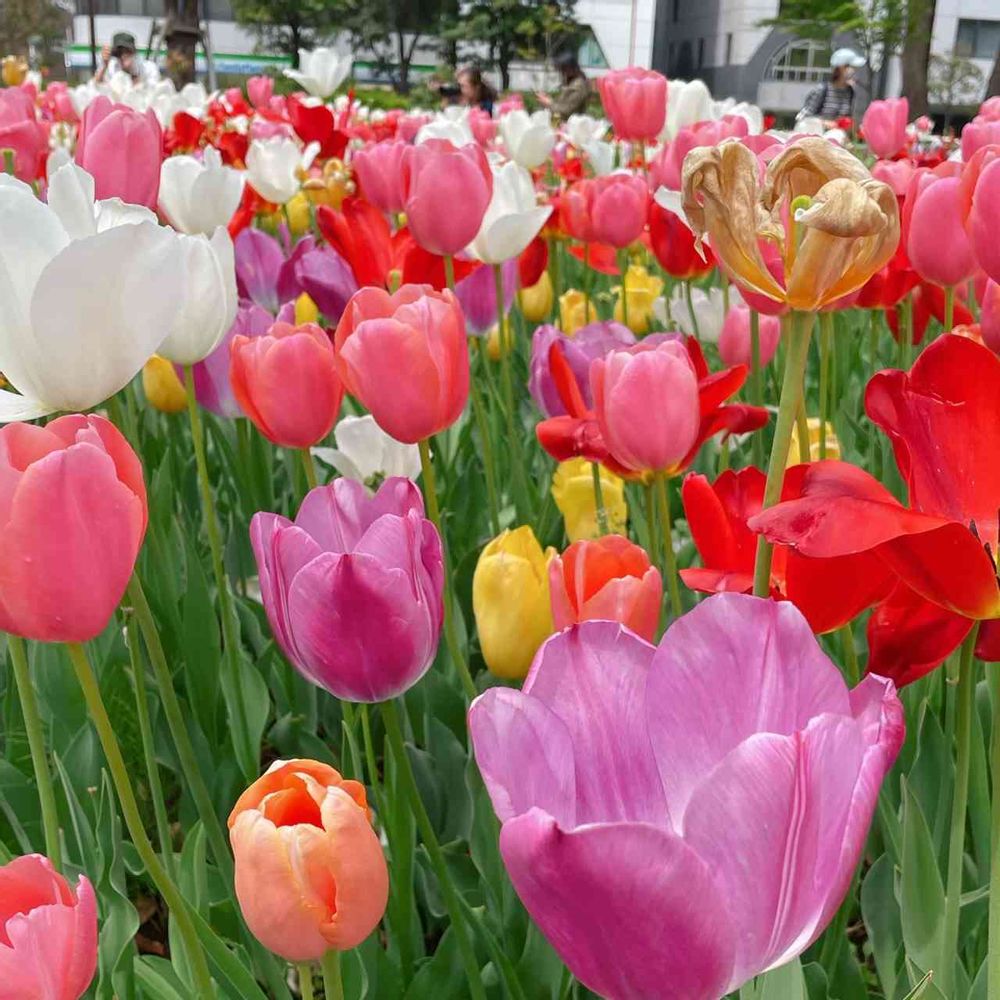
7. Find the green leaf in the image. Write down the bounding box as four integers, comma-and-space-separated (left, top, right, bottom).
860, 853, 901, 1000
135, 957, 191, 1000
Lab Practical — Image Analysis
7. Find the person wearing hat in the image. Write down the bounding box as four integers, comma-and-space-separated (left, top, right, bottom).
94, 32, 160, 85
797, 48, 865, 126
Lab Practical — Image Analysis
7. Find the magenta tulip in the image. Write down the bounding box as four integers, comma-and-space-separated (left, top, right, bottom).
862, 97, 908, 159
251, 477, 444, 702
469, 594, 904, 1000
0, 88, 47, 183
590, 173, 649, 248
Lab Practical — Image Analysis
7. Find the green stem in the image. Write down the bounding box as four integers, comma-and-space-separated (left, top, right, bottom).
297, 964, 315, 1000
360, 704, 379, 794
468, 344, 500, 536
653, 473, 682, 618
717, 438, 730, 475
942, 624, 979, 999
65, 642, 214, 996
583, 244, 592, 324
795, 399, 810, 465
380, 701, 485, 1000
591, 462, 609, 535
644, 482, 658, 569
443, 254, 456, 291
683, 281, 701, 340
902, 295, 914, 368
752, 311, 814, 596
818, 312, 833, 461
418, 439, 476, 699
839, 621, 859, 687
548, 237, 561, 324
619, 251, 629, 329
8, 635, 61, 870
749, 310, 764, 470
321, 951, 344, 1000
944, 284, 955, 332
300, 447, 318, 491
183, 365, 255, 781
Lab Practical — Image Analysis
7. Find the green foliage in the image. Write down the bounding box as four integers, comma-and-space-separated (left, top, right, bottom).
230, 0, 346, 63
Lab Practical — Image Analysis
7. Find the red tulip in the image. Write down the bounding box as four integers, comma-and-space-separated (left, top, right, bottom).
597, 67, 668, 141
648, 200, 715, 280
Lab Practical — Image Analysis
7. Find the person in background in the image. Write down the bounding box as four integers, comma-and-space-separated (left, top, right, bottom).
797, 48, 865, 127
94, 32, 160, 86
536, 52, 591, 120
457, 66, 497, 114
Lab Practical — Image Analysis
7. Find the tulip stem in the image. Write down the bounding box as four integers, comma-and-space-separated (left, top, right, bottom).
591, 461, 609, 535
300, 447, 318, 491
752, 310, 814, 597
183, 364, 256, 781
943, 624, 979, 1000
297, 964, 315, 1000
65, 641, 215, 997
583, 244, 592, 323
443, 254, 456, 290
360, 704, 380, 791
839, 621, 859, 687
468, 344, 501, 536
8, 634, 61, 871
619, 252, 630, 330
683, 281, 701, 341
944, 284, 955, 332
418, 438, 477, 700
749, 311, 764, 470
321, 951, 344, 1000
653, 473, 683, 619
381, 701, 484, 998
818, 313, 833, 461
548, 238, 562, 325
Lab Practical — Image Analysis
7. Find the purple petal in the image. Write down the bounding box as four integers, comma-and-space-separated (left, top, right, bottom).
295, 245, 359, 324
276, 236, 315, 304
453, 259, 517, 336
234, 228, 285, 313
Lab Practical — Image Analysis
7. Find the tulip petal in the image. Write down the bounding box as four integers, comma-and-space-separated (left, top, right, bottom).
46, 163, 98, 240
0, 391, 54, 422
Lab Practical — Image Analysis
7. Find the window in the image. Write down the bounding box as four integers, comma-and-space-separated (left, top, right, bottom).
697, 37, 704, 68
955, 19, 1000, 60
725, 32, 733, 64
578, 28, 609, 70
766, 39, 832, 82
668, 41, 676, 72
672, 0, 679, 23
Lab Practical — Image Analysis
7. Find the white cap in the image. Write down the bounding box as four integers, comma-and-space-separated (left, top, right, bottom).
830, 48, 865, 68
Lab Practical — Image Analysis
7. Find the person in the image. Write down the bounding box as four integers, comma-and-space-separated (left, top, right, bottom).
797, 48, 865, 126
94, 32, 160, 86
536, 52, 591, 120
457, 65, 497, 114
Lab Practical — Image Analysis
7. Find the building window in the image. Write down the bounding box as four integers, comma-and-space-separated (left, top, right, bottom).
766, 39, 832, 82
697, 37, 704, 68
667, 41, 676, 72
672, 0, 679, 23
725, 32, 733, 64
955, 19, 1000, 60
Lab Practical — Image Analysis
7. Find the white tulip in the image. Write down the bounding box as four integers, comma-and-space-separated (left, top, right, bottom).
245, 136, 306, 204
661, 284, 737, 344
563, 114, 608, 149
711, 98, 764, 135
313, 415, 421, 486
468, 161, 552, 264
158, 147, 245, 234
283, 47, 351, 99
500, 109, 556, 169
416, 111, 475, 146
0, 169, 183, 421
583, 139, 616, 176
664, 79, 714, 138
157, 227, 238, 365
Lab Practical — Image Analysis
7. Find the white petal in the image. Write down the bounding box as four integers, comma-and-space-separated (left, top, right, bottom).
46, 163, 99, 240
94, 198, 158, 231
158, 155, 203, 232
0, 390, 54, 423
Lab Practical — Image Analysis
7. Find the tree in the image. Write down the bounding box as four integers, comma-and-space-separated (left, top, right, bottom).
928, 51, 984, 125
988, 42, 1000, 99
231, 0, 344, 66
0, 0, 68, 64
900, 0, 935, 116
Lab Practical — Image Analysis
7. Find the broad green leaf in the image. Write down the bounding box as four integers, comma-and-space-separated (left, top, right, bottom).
900, 778, 946, 978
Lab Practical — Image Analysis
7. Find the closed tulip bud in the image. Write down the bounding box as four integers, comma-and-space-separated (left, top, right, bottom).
142, 355, 187, 413
552, 458, 628, 542
559, 288, 599, 334
562, 175, 648, 249
252, 478, 443, 700
549, 534, 662, 640
982, 280, 1000, 354
907, 172, 978, 288
228, 759, 388, 962
352, 139, 407, 215
246, 136, 307, 205
1, 55, 28, 87
787, 416, 841, 469
861, 97, 908, 159
473, 527, 556, 679
158, 146, 245, 235
0, 415, 146, 642
500, 109, 557, 170
597, 67, 668, 141
295, 292, 320, 325
231, 322, 344, 448
0, 854, 97, 999
486, 324, 509, 360
518, 269, 554, 322
613, 265, 663, 334
335, 285, 469, 443
718, 302, 781, 368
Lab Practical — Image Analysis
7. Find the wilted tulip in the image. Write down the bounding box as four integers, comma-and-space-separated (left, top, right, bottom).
468, 161, 552, 264
283, 47, 352, 98
469, 594, 904, 1000
500, 109, 557, 169
597, 67, 668, 141
250, 478, 443, 701
551, 458, 628, 541
473, 526, 556, 679
158, 146, 245, 234
0, 854, 97, 999
228, 759, 388, 961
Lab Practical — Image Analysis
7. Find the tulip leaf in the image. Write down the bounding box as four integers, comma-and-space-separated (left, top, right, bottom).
739, 958, 806, 1000
861, 853, 902, 1000
134, 956, 191, 1000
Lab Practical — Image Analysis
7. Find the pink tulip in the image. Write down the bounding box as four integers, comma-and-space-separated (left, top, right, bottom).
871, 158, 915, 197
718, 303, 781, 368
597, 67, 668, 141
962, 118, 1000, 163
75, 96, 162, 209
0, 88, 47, 182
469, 594, 904, 1000
0, 415, 146, 643
335, 284, 469, 443
246, 75, 274, 110
589, 173, 649, 248
230, 321, 344, 448
591, 340, 700, 473
982, 279, 1000, 354
907, 174, 978, 287
978, 96, 1000, 122
0, 854, 97, 999
251, 478, 443, 701
400, 139, 493, 255
352, 138, 408, 215
967, 157, 1000, 286
469, 107, 498, 146
652, 116, 750, 191
862, 97, 908, 158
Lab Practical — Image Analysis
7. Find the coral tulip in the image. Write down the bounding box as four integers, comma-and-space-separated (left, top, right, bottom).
351, 139, 407, 215
861, 97, 908, 159
228, 759, 388, 961
251, 478, 443, 701
334, 285, 469, 443
469, 595, 904, 999
549, 534, 662, 640
0, 854, 97, 999
597, 67, 668, 141
551, 458, 628, 542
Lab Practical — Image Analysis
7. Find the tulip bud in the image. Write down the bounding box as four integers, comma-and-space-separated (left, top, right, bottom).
228, 759, 388, 962
295, 292, 320, 325
559, 289, 599, 334
718, 303, 781, 368
473, 526, 556, 679
486, 324, 509, 361
551, 458, 628, 542
518, 270, 554, 323
613, 265, 663, 335
285, 191, 313, 235
142, 355, 187, 413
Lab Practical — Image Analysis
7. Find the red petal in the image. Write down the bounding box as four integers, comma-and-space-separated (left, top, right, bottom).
568, 242, 620, 275
681, 470, 762, 575
518, 237, 549, 288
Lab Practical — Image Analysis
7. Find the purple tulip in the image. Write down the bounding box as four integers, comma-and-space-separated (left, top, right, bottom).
454, 259, 518, 336
528, 321, 636, 417
469, 594, 904, 1000
235, 228, 286, 313
251, 477, 444, 702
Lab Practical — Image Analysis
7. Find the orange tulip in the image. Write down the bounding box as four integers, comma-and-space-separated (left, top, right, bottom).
228, 759, 388, 962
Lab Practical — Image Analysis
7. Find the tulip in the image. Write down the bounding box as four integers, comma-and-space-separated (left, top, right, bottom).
861, 97, 908, 158
597, 67, 668, 141
551, 457, 628, 541
648, 198, 715, 280
351, 139, 407, 215
283, 47, 351, 98
469, 594, 904, 999
907, 172, 978, 288
500, 109, 556, 169
400, 139, 493, 256
158, 146, 244, 234
562, 174, 648, 249
0, 88, 47, 183
871, 158, 916, 196
563, 114, 609, 149
0, 415, 146, 642
0, 854, 97, 999
228, 759, 388, 961
453, 259, 517, 335
591, 340, 700, 474
231, 321, 343, 448
652, 116, 750, 192
518, 269, 554, 322
251, 478, 444, 700
718, 302, 781, 368
473, 527, 556, 679
665, 78, 714, 138
312, 414, 421, 485
75, 96, 162, 209
967, 157, 1000, 286
143, 355, 188, 413
246, 136, 310, 204
613, 264, 663, 334
786, 415, 841, 467
246, 74, 274, 109
468, 161, 552, 264
0, 55, 28, 87
961, 118, 1000, 163
558, 288, 600, 333
416, 115, 476, 147
334, 285, 469, 443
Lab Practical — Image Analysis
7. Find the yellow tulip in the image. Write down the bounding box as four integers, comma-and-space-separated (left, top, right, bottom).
473, 526, 556, 680
613, 265, 664, 335
283, 192, 312, 236
485, 324, 510, 361
551, 458, 628, 542
559, 288, 598, 334
302, 159, 355, 210
517, 270, 554, 323
787, 416, 841, 469
295, 292, 320, 325
142, 356, 187, 414
1, 56, 28, 87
